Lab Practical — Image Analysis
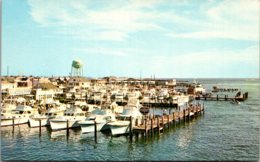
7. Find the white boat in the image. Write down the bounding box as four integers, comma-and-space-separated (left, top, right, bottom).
192, 80, 206, 94
49, 106, 86, 130
171, 94, 190, 106
1, 105, 39, 126
1, 103, 17, 126
115, 91, 124, 102
79, 108, 116, 133
106, 98, 143, 135
109, 101, 123, 114
29, 104, 66, 127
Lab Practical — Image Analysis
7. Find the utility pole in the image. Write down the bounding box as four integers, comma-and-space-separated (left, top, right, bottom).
7, 65, 9, 76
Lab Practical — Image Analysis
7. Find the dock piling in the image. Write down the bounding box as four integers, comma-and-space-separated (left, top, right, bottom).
167, 115, 170, 128
151, 117, 154, 135
94, 120, 97, 143
66, 119, 69, 137
129, 116, 133, 139
144, 117, 148, 137
161, 115, 164, 132
39, 119, 42, 136
157, 117, 160, 132
188, 109, 190, 122
12, 117, 15, 133
183, 109, 186, 122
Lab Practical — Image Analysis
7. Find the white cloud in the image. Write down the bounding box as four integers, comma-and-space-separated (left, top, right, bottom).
28, 0, 164, 41
168, 0, 259, 41
28, 0, 259, 42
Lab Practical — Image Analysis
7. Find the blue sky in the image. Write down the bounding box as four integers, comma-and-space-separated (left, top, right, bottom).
2, 0, 259, 78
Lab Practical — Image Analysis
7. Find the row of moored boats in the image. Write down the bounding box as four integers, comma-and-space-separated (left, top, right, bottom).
1, 98, 144, 136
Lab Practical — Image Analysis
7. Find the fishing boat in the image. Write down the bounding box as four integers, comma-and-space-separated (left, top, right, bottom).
192, 80, 206, 94
1, 104, 39, 126
29, 103, 66, 127
79, 108, 116, 133
106, 98, 143, 135
49, 106, 86, 130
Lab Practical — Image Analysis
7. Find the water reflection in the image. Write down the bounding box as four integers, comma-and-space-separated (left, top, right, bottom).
1, 124, 48, 139
176, 120, 199, 149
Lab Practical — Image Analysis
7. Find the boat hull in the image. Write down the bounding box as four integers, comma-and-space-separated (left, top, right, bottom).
50, 119, 80, 130
80, 121, 106, 133
1, 117, 29, 126
29, 118, 49, 127
107, 121, 130, 135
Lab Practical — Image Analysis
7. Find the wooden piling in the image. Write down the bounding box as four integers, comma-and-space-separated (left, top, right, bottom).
144, 118, 148, 137
173, 112, 176, 127
162, 115, 164, 126
167, 115, 170, 128
183, 109, 186, 122
151, 117, 154, 135
129, 116, 133, 138
217, 95, 219, 101
66, 119, 69, 136
12, 117, 15, 128
157, 117, 160, 132
94, 120, 97, 142
161, 115, 164, 132
39, 119, 42, 136
12, 117, 15, 133
188, 108, 190, 122
179, 112, 181, 125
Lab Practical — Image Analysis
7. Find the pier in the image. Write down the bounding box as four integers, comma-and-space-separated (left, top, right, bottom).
195, 92, 248, 102
116, 101, 179, 108
131, 104, 204, 137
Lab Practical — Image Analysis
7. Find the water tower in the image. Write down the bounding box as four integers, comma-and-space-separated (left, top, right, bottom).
71, 59, 83, 77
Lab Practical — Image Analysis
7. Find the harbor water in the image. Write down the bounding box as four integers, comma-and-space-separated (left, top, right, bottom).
1, 79, 259, 161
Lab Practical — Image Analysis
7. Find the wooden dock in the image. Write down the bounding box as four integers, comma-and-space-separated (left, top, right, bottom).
116, 101, 179, 108
131, 104, 204, 137
195, 92, 248, 102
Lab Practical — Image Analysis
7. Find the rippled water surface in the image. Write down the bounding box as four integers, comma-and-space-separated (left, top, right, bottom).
1, 79, 259, 161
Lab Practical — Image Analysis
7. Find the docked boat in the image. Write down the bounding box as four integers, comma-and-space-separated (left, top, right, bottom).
106, 98, 143, 136
192, 80, 206, 94
29, 104, 66, 127
110, 101, 123, 114
1, 104, 39, 126
49, 106, 86, 130
79, 108, 116, 133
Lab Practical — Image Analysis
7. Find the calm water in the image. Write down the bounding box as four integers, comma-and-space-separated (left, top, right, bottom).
1, 79, 259, 161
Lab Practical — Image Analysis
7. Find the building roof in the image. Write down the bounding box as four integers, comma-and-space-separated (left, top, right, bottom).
1, 77, 15, 83
69, 77, 90, 82
38, 83, 58, 90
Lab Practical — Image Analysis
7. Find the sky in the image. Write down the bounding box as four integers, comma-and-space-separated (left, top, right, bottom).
2, 0, 259, 78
